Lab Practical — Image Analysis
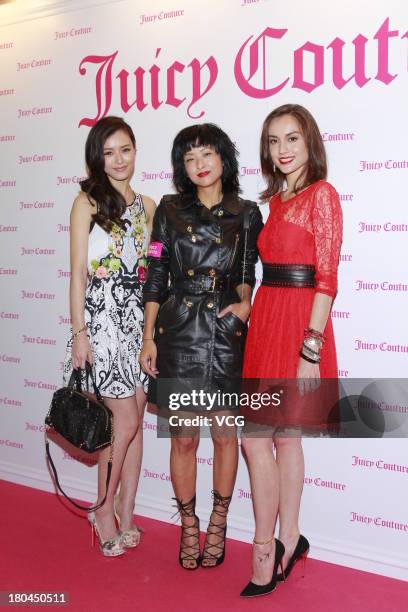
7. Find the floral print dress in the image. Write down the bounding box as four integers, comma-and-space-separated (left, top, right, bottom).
63, 193, 148, 397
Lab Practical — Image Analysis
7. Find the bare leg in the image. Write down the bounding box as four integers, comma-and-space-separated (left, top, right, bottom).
115, 387, 146, 531
170, 425, 200, 569
241, 435, 279, 584
94, 395, 140, 541
201, 419, 238, 567
275, 435, 304, 570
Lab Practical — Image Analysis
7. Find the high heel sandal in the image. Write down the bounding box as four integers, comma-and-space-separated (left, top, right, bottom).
173, 495, 201, 570
113, 495, 144, 548
240, 538, 285, 598
276, 534, 309, 581
88, 511, 125, 557
201, 489, 232, 568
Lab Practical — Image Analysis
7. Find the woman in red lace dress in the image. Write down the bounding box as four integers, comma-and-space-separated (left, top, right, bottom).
240, 105, 342, 597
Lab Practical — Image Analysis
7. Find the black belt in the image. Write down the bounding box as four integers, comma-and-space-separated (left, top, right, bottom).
261, 263, 315, 288
173, 275, 230, 294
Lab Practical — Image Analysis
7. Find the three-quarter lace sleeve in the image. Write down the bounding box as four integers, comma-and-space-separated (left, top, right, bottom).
311, 182, 343, 298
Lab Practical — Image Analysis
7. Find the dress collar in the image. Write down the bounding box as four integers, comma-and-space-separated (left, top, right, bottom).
176, 192, 242, 215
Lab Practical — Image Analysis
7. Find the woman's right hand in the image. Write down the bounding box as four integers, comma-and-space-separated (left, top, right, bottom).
72, 333, 93, 370
139, 340, 159, 378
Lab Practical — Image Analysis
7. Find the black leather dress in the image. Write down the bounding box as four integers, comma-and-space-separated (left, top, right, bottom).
143, 192, 263, 402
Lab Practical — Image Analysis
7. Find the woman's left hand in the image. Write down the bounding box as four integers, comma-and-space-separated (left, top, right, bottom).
218, 300, 251, 323
297, 355, 321, 396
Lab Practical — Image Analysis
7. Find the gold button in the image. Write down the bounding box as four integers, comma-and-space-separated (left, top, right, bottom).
186, 225, 193, 233
208, 268, 216, 277
191, 235, 197, 243
159, 327, 164, 334
207, 302, 214, 309
218, 210, 224, 217
214, 237, 221, 244
187, 269, 194, 277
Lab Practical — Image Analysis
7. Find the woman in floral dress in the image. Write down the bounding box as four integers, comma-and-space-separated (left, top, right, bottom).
63, 116, 156, 556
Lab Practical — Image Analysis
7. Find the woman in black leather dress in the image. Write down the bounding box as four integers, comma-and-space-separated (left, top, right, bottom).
140, 123, 263, 570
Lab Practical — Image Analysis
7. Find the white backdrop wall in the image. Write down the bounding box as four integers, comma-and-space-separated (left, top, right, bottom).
0, 0, 407, 580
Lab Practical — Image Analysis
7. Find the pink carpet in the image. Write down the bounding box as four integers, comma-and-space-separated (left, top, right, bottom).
1, 480, 406, 611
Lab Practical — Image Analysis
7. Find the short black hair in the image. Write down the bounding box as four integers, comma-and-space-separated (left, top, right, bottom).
171, 123, 240, 196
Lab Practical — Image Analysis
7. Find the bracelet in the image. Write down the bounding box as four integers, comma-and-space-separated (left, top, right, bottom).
299, 350, 320, 364
304, 327, 325, 343
72, 324, 87, 339
301, 343, 321, 361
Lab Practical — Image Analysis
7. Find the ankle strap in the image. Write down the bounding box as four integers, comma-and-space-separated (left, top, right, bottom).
172, 495, 196, 518
253, 536, 273, 545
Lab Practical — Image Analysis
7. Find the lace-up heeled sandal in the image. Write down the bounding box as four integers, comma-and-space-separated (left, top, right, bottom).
201, 489, 232, 568
173, 495, 201, 570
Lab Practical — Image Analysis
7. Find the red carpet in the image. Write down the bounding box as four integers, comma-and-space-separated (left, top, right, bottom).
1, 480, 406, 611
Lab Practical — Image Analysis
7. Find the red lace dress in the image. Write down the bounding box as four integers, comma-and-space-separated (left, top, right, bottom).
243, 181, 343, 428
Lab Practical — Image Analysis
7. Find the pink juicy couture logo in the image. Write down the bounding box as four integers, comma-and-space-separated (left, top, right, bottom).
0, 179, 16, 187
57, 175, 86, 186
57, 224, 70, 232
0, 42, 14, 50
143, 468, 172, 481
17, 58, 52, 71
354, 340, 408, 353
140, 170, 172, 181
24, 379, 57, 391
21, 290, 55, 300
19, 154, 53, 165
304, 477, 346, 491
322, 132, 355, 142
22, 335, 56, 346
350, 512, 408, 532
21, 247, 55, 256
139, 9, 185, 25
20, 200, 55, 210
0, 88, 15, 96
360, 159, 408, 171
0, 135, 16, 142
0, 225, 18, 232
78, 19, 405, 124
54, 26, 92, 40
355, 280, 408, 292
352, 455, 408, 472
18, 107, 53, 118
358, 222, 408, 233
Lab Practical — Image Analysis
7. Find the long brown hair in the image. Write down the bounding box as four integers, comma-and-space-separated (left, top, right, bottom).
260, 104, 327, 202
80, 116, 136, 232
